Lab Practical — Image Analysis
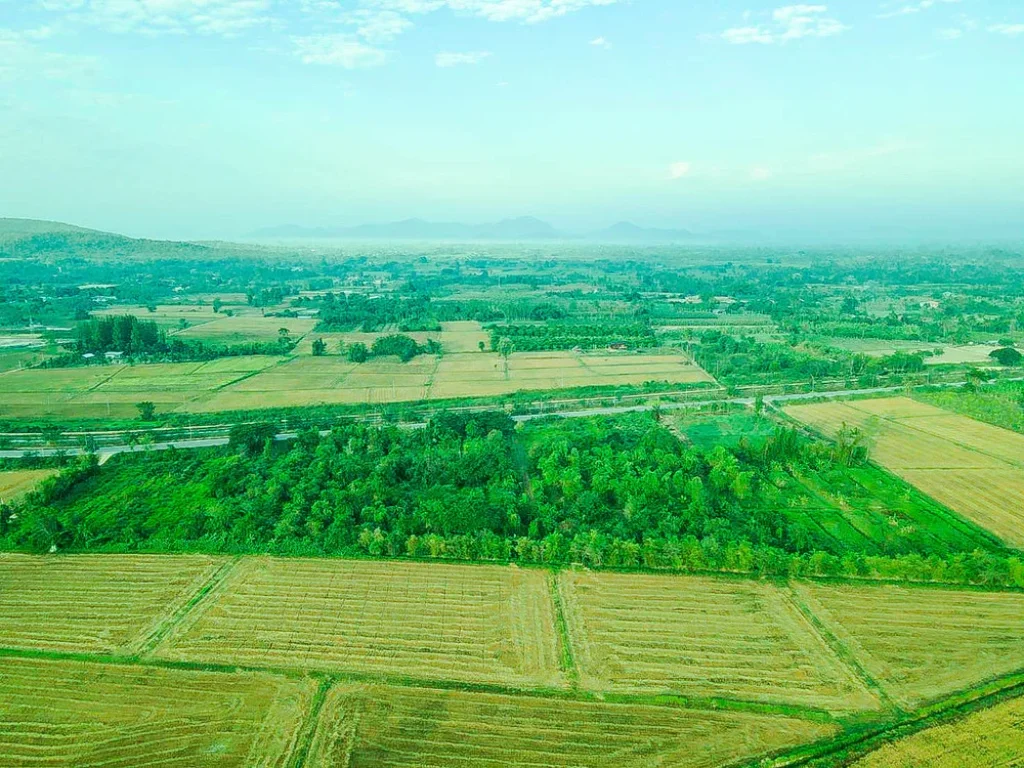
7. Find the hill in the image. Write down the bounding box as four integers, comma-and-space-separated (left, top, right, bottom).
0, 218, 218, 261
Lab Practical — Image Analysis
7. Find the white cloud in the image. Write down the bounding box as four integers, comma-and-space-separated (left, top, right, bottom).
293, 35, 389, 68
721, 5, 848, 45
877, 0, 960, 20
809, 140, 917, 172
39, 0, 273, 36
936, 27, 962, 40
668, 161, 692, 179
0, 28, 99, 82
989, 23, 1024, 37
590, 36, 609, 47
435, 50, 491, 67
750, 166, 773, 181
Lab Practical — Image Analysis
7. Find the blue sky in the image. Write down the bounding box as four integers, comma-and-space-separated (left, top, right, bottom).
1, 0, 1022, 240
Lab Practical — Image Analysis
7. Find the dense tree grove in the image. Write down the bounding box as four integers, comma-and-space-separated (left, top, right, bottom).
695, 331, 926, 385
0, 411, 1001, 568
489, 322, 657, 352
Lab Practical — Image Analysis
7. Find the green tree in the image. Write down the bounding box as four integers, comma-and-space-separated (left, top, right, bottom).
136, 401, 156, 421
311, 338, 327, 356
990, 347, 1023, 367
347, 342, 369, 363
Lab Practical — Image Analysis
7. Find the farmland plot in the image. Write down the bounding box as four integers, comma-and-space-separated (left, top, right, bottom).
558, 571, 878, 711
0, 469, 57, 502
305, 683, 839, 768
0, 656, 314, 768
155, 558, 564, 688
784, 398, 1024, 548
793, 582, 1024, 708
848, 695, 1024, 767
0, 554, 225, 654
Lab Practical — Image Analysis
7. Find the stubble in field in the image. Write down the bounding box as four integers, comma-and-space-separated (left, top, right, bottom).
558, 571, 878, 711
0, 656, 315, 768
304, 682, 839, 768
154, 557, 564, 689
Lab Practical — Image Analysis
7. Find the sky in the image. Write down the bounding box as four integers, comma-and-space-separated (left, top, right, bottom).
1, 0, 1023, 241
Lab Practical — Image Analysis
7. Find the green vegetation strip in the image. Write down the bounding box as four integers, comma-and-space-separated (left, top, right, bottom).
751, 674, 1024, 768
287, 676, 336, 768
548, 572, 579, 688
782, 585, 900, 714
136, 558, 239, 656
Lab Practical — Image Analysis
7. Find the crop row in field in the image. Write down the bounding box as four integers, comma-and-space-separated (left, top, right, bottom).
0, 554, 225, 654
3, 555, 1024, 715
304, 683, 838, 768
784, 397, 1024, 548
0, 656, 314, 768
153, 558, 563, 689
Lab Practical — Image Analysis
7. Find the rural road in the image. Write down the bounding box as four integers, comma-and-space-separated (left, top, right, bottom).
0, 382, 934, 462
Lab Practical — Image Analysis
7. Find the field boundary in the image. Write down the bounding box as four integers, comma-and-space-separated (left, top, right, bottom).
0, 643, 842, 721
781, 584, 898, 713
287, 676, 335, 768
548, 572, 579, 688
138, 557, 240, 657
749, 674, 1024, 768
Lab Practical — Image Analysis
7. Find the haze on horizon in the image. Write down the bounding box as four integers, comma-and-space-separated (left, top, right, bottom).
1, 0, 1023, 243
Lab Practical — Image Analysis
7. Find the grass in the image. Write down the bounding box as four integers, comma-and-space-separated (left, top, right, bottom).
915, 382, 1024, 435
0, 655, 316, 768
557, 571, 879, 712
152, 557, 565, 689
303, 682, 839, 768
784, 397, 1024, 548
0, 553, 225, 654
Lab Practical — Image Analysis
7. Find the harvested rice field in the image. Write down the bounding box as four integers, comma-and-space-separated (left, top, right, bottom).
0, 656, 315, 768
0, 469, 57, 502
0, 554, 225, 654
792, 582, 1024, 708
304, 683, 839, 768
848, 695, 1024, 767
558, 571, 878, 712
154, 558, 564, 689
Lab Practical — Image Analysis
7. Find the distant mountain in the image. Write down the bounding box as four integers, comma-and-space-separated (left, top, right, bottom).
0, 218, 220, 260
251, 216, 567, 241
589, 221, 696, 243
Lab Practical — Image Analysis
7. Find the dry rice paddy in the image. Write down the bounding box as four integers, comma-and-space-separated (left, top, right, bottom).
784, 397, 1024, 548
793, 582, 1024, 708
849, 695, 1024, 767
0, 469, 57, 502
0, 656, 315, 768
154, 558, 564, 688
0, 554, 225, 654
304, 683, 838, 768
558, 571, 878, 711
0, 347, 714, 419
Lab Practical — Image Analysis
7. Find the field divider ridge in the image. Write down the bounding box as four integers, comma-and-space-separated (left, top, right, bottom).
136, 557, 242, 658
745, 672, 1024, 768
548, 571, 579, 689
780, 583, 900, 714
287, 675, 336, 768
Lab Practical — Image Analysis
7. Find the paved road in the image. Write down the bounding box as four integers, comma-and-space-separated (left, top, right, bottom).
0, 382, 929, 462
